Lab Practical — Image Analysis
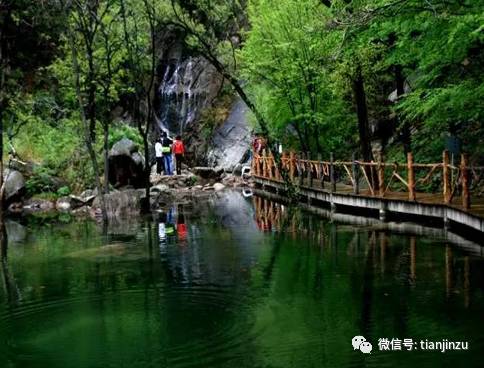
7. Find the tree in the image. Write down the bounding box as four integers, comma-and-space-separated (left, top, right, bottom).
119, 0, 160, 210
240, 0, 355, 156
64, 0, 115, 222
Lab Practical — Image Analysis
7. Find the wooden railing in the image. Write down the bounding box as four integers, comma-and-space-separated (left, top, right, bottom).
252, 150, 484, 210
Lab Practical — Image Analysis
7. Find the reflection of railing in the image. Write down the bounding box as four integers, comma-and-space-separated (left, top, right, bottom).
252, 194, 472, 305
252, 149, 484, 211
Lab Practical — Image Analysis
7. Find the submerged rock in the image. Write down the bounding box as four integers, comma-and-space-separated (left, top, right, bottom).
108, 138, 145, 189
23, 198, 55, 213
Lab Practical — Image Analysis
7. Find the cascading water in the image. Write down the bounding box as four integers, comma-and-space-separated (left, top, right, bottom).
157, 57, 211, 136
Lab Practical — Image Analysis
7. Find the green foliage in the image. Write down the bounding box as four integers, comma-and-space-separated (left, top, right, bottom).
25, 167, 59, 196
240, 0, 356, 155
187, 175, 198, 186
109, 124, 143, 148
57, 186, 71, 197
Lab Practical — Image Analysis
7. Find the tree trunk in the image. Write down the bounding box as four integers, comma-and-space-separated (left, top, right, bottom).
68, 27, 108, 223
140, 129, 150, 213
103, 122, 109, 194
352, 66, 372, 162
396, 65, 411, 154
0, 13, 6, 226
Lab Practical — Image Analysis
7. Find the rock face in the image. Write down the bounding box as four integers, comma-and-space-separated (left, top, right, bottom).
92, 189, 144, 218
207, 99, 252, 171
155, 28, 222, 135
108, 138, 145, 188
3, 169, 26, 204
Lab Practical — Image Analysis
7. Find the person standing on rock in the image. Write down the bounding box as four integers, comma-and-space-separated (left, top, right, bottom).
161, 131, 173, 175
173, 135, 185, 175
155, 137, 164, 175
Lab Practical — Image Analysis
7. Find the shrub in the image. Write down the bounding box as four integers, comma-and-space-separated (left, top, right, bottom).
57, 186, 71, 197
26, 166, 58, 195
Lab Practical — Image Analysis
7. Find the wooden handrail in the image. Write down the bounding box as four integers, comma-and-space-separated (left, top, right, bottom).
252, 150, 478, 210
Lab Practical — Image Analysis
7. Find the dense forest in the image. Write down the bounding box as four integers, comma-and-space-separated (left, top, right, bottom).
0, 0, 482, 205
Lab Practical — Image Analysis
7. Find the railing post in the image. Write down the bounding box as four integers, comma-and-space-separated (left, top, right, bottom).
307, 152, 313, 187
289, 151, 295, 182
352, 152, 359, 194
443, 150, 450, 204
277, 152, 286, 180
254, 153, 259, 176
378, 159, 385, 197
318, 154, 324, 189
262, 149, 267, 178
299, 152, 305, 186
461, 153, 470, 210
407, 152, 416, 201
330, 152, 336, 193
250, 151, 257, 176
269, 151, 274, 179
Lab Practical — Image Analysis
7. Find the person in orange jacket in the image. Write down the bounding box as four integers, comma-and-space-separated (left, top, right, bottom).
173, 135, 185, 175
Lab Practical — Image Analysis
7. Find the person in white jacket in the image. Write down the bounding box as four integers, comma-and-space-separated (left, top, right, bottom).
155, 137, 164, 174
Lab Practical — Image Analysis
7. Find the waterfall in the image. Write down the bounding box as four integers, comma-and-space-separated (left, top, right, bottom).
157, 57, 209, 136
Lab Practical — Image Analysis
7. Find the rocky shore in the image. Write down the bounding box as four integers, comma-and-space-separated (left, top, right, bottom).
5, 165, 252, 220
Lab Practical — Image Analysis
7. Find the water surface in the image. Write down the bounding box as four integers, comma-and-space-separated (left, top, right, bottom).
0, 191, 483, 368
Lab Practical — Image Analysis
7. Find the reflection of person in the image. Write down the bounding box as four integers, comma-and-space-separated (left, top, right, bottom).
177, 205, 187, 240
158, 211, 167, 251
158, 208, 176, 243
161, 132, 173, 175
165, 207, 176, 237
173, 135, 185, 175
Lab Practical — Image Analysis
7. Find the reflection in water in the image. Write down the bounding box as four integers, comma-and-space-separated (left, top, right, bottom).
0, 191, 482, 368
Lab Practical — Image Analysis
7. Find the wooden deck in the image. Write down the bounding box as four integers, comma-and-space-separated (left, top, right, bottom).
297, 179, 484, 218
251, 150, 484, 235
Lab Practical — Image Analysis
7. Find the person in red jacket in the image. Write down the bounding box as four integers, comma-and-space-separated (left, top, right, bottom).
173, 135, 185, 175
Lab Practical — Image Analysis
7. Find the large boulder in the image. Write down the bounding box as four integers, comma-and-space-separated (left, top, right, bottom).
91, 189, 144, 218
108, 138, 145, 188
3, 169, 26, 204
206, 99, 252, 171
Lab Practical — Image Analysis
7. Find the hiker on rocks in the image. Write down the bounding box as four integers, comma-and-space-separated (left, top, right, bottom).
155, 137, 164, 175
173, 135, 185, 175
161, 131, 173, 175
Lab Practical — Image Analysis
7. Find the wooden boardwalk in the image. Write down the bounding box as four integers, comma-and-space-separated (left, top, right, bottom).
252, 150, 484, 236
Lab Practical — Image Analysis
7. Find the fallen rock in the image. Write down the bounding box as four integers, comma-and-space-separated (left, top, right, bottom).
56, 196, 72, 211
80, 189, 94, 198
192, 166, 224, 179
70, 194, 96, 208
213, 183, 225, 191
150, 184, 169, 194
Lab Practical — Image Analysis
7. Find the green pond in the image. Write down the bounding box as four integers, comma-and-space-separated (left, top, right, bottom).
0, 191, 483, 368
